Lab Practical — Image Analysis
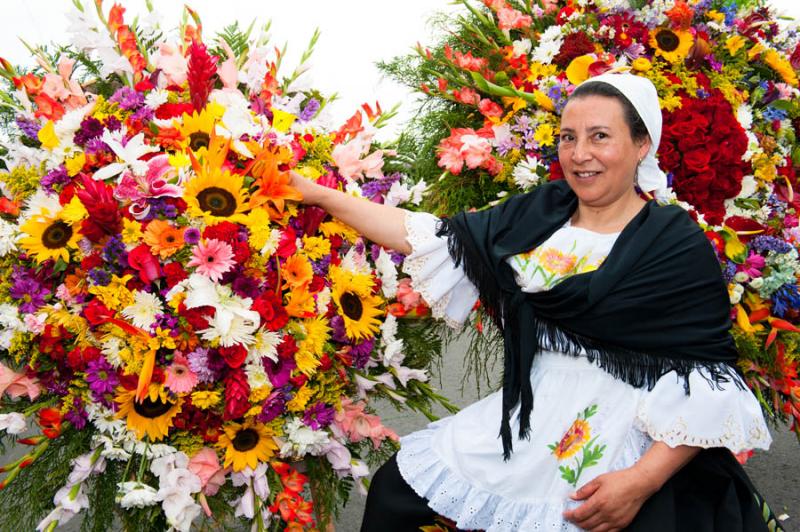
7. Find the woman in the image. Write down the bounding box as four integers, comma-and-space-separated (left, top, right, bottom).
291, 74, 775, 531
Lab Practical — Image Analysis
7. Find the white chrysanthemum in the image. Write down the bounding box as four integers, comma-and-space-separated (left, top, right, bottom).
512, 155, 545, 190
280, 418, 330, 458
0, 219, 19, 257
382, 339, 405, 368
100, 336, 125, 369
247, 329, 282, 364
0, 303, 22, 330
737, 103, 754, 130
381, 314, 398, 344
87, 403, 126, 437
512, 38, 532, 57
144, 89, 170, 110
375, 249, 399, 298
532, 26, 563, 64
741, 130, 761, 163
245, 361, 271, 390
339, 247, 371, 275
121, 290, 164, 330
116, 481, 159, 509
260, 228, 282, 256
19, 188, 62, 225
92, 434, 132, 461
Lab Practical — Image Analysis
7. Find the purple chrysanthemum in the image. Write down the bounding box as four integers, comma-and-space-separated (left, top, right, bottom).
86, 357, 119, 402
73, 117, 105, 146
41, 166, 71, 193
302, 402, 335, 429
350, 337, 376, 369
109, 87, 145, 111
231, 275, 260, 299
9, 269, 50, 313
84, 137, 110, 155
257, 391, 288, 423
330, 315, 348, 343
187, 348, 223, 383
64, 397, 88, 430
88, 268, 111, 287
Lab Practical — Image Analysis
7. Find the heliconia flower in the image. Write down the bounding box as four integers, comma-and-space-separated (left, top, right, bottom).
187, 239, 235, 282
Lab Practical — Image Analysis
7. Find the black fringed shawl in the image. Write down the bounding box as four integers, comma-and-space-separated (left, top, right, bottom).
437, 180, 742, 459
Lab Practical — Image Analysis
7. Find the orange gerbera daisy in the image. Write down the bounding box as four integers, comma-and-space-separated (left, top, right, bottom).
282, 254, 313, 288
143, 219, 185, 258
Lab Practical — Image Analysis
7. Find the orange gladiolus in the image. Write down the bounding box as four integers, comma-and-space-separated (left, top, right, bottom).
12, 73, 42, 95
38, 407, 62, 439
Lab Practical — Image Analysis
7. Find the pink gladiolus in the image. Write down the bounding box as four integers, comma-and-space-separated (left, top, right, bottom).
497, 7, 533, 30
0, 363, 41, 400
153, 43, 189, 87
396, 278, 422, 310
335, 398, 399, 449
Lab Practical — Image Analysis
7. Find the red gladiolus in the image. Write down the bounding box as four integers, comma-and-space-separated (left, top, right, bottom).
38, 408, 63, 439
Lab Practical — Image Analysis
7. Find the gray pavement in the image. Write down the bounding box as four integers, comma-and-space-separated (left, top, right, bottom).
1, 334, 797, 531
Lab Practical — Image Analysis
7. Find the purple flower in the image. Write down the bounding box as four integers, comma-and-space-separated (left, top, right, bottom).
41, 166, 71, 193
188, 348, 224, 383
86, 357, 119, 403
88, 268, 111, 286
73, 117, 105, 146
264, 356, 296, 388
64, 397, 88, 430
299, 99, 320, 121
9, 269, 50, 313
232, 275, 260, 299
330, 315, 348, 343
110, 87, 145, 111
350, 337, 375, 369
311, 255, 331, 276
84, 137, 110, 155
184, 227, 201, 245
103, 236, 128, 270
302, 402, 335, 429
257, 391, 287, 423
104, 116, 122, 132
130, 106, 154, 122
752, 236, 792, 255
16, 116, 41, 139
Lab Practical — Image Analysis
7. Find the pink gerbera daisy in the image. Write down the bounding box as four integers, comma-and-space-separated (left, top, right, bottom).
187, 238, 235, 281
164, 354, 199, 394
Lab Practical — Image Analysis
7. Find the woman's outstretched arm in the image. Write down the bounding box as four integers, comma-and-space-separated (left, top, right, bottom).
290, 171, 412, 255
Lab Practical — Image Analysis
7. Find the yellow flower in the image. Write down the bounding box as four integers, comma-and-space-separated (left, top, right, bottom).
533, 90, 554, 112
183, 166, 249, 225
533, 124, 556, 147
191, 390, 222, 409
565, 54, 596, 85
271, 109, 297, 133
552, 418, 591, 460
178, 104, 223, 157
301, 236, 331, 261
88, 274, 135, 311
121, 218, 144, 245
319, 220, 359, 243
763, 49, 799, 87
115, 384, 182, 441
249, 385, 273, 403
631, 58, 652, 72
649, 27, 694, 63
301, 316, 330, 357
706, 9, 725, 23
60, 196, 89, 224
243, 208, 273, 250
748, 42, 765, 60
65, 152, 86, 176
295, 348, 321, 377
501, 96, 528, 114
286, 384, 314, 412
330, 265, 383, 341
218, 419, 278, 472
37, 121, 58, 150
19, 213, 82, 264
725, 35, 746, 56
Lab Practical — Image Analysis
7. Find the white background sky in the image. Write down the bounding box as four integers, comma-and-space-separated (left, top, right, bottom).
1, 0, 799, 138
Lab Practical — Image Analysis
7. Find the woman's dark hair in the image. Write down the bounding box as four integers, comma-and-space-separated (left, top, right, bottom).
568, 82, 649, 143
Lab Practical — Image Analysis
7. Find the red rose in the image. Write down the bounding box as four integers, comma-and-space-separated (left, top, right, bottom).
683, 149, 712, 173
219, 344, 247, 369
252, 292, 289, 331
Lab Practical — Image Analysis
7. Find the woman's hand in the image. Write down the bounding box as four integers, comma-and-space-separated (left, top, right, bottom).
288, 170, 328, 206
563, 466, 655, 531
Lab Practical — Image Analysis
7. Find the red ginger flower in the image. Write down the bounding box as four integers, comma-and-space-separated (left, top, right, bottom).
224, 368, 250, 420
76, 175, 122, 242
187, 40, 218, 112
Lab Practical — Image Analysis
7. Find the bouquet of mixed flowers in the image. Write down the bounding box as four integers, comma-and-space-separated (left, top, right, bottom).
382, 0, 800, 442
0, 2, 451, 530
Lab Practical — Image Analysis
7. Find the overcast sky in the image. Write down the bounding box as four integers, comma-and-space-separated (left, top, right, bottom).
2, 0, 799, 138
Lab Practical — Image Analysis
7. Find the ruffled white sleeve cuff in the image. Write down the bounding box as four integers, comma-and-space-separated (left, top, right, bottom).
402, 211, 479, 328
635, 366, 772, 453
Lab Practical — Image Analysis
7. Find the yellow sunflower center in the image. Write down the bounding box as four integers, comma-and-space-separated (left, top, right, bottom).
340, 292, 363, 320
42, 221, 73, 249
232, 428, 260, 451
133, 396, 175, 419
197, 187, 237, 217
189, 131, 211, 152
655, 29, 680, 52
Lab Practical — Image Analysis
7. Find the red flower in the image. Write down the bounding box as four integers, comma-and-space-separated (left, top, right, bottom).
187, 40, 218, 111
155, 102, 195, 120
163, 262, 188, 288
224, 368, 250, 420
76, 176, 122, 242
128, 244, 163, 284
203, 222, 240, 244
252, 291, 289, 331
219, 344, 247, 369
38, 408, 63, 439
602, 13, 649, 49
553, 32, 595, 68
67, 346, 101, 371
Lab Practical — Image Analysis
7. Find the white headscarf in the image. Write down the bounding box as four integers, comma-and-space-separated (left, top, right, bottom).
578, 73, 669, 200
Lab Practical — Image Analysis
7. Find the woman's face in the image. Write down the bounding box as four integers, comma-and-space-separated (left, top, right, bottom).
558, 95, 651, 208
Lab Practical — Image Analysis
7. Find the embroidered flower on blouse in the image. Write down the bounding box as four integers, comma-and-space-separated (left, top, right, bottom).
538, 247, 577, 275
549, 404, 606, 487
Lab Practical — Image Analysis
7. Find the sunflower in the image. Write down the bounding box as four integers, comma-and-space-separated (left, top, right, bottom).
183, 166, 249, 224
178, 104, 223, 157
115, 384, 182, 441
19, 212, 82, 264
330, 265, 383, 341
218, 419, 278, 472
649, 27, 694, 63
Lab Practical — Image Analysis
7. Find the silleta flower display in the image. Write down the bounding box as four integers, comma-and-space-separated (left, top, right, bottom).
0, 2, 449, 531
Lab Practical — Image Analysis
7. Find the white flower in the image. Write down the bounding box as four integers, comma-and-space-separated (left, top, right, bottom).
0, 219, 19, 257
54, 483, 89, 513
736, 103, 754, 130
116, 481, 159, 508
183, 274, 260, 347
100, 337, 125, 369
381, 314, 398, 344
247, 329, 282, 364
383, 339, 405, 369
92, 129, 158, 181
375, 249, 399, 298
19, 188, 62, 226
512, 156, 544, 190
512, 38, 532, 57
161, 493, 202, 532
36, 505, 77, 531
144, 89, 170, 110
260, 228, 282, 256
339, 247, 371, 275
280, 418, 330, 458
316, 286, 332, 315
121, 290, 163, 330
532, 26, 563, 64
245, 361, 271, 390
0, 413, 27, 434
0, 303, 22, 330
323, 439, 353, 475
67, 450, 106, 485
393, 366, 429, 386
150, 451, 190, 479
750, 277, 765, 290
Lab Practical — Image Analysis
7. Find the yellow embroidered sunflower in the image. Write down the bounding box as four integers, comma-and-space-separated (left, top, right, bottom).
552, 418, 592, 460
330, 265, 383, 341
649, 27, 694, 63
19, 212, 82, 264
538, 248, 577, 275
115, 384, 182, 441
183, 166, 249, 224
218, 419, 279, 472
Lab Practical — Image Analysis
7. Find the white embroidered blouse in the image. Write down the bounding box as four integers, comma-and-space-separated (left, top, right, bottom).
395, 211, 771, 532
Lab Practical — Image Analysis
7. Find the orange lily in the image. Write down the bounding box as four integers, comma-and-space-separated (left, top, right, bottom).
246, 145, 302, 221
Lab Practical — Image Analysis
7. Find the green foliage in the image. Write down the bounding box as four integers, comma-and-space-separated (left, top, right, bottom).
0, 427, 94, 530
81, 459, 123, 532
305, 456, 354, 528
212, 22, 255, 61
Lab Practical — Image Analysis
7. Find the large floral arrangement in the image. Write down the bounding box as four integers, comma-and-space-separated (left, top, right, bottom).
0, 2, 450, 531
382, 0, 800, 442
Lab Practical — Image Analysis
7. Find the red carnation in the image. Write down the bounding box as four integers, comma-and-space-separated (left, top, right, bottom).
163, 262, 188, 288
219, 344, 248, 369
155, 102, 195, 120
252, 291, 289, 331
553, 32, 595, 68
203, 222, 240, 244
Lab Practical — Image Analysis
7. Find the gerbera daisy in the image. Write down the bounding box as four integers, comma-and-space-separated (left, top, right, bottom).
143, 219, 185, 259
649, 27, 694, 63
282, 254, 313, 289
187, 238, 236, 282
329, 266, 383, 341
218, 418, 278, 472
164, 354, 199, 394
183, 166, 249, 224
19, 213, 81, 264
115, 384, 182, 441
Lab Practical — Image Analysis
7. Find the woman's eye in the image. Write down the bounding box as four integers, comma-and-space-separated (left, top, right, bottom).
594, 132, 608, 140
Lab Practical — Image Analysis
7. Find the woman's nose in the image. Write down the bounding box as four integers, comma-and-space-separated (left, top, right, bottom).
570, 138, 592, 163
